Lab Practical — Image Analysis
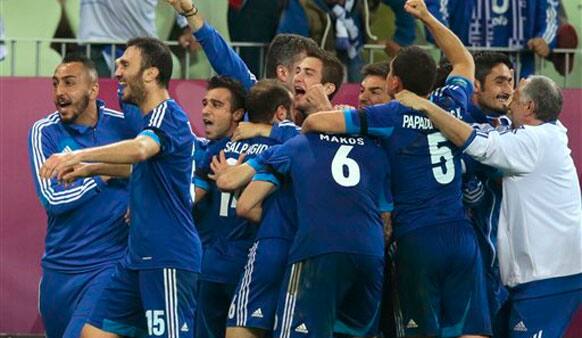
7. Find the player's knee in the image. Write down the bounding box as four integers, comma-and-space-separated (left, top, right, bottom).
80, 324, 119, 338
226, 326, 264, 338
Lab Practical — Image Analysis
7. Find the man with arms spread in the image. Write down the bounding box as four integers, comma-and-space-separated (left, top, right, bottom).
396, 75, 581, 338
28, 55, 141, 338
41, 37, 202, 338
302, 0, 491, 336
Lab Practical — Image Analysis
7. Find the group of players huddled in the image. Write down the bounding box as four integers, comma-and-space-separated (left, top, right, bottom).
29, 0, 574, 338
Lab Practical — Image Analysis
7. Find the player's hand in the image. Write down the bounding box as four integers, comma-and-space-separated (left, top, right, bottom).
305, 84, 333, 113
40, 151, 82, 181
60, 163, 94, 184
381, 212, 393, 242
404, 0, 430, 21
384, 40, 402, 58
166, 0, 195, 14
209, 150, 246, 181
527, 38, 550, 58
395, 90, 431, 112
178, 26, 200, 52
232, 122, 269, 142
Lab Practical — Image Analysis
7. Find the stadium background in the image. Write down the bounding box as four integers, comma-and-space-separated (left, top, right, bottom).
0, 0, 581, 336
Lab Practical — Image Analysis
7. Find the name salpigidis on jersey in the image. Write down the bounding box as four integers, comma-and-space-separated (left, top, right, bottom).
319, 134, 366, 145
224, 140, 271, 156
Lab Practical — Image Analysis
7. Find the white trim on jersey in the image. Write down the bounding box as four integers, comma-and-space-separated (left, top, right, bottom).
149, 101, 168, 129
103, 108, 125, 119
30, 113, 100, 205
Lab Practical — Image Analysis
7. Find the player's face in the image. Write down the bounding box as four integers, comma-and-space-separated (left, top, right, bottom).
359, 75, 390, 108
52, 62, 95, 124
293, 57, 324, 110
202, 88, 238, 140
278, 52, 307, 89
506, 79, 531, 128
115, 46, 147, 105
476, 63, 514, 115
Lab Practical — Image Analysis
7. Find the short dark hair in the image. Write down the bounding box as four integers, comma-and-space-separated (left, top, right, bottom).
60, 53, 98, 81
306, 48, 344, 99
265, 34, 319, 79
246, 79, 293, 123
473, 51, 513, 85
361, 61, 390, 79
127, 37, 173, 88
206, 76, 247, 112
392, 46, 437, 96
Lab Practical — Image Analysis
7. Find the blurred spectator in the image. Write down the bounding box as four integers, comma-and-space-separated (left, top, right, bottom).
0, 16, 5, 61
228, 0, 284, 77
549, 0, 578, 76
370, 0, 416, 57
426, 0, 559, 78
76, 0, 195, 77
278, 0, 415, 82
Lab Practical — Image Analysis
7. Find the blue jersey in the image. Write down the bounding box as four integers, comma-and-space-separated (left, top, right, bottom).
253, 174, 297, 241
193, 22, 257, 90
28, 100, 142, 271
343, 76, 473, 238
195, 136, 281, 284
126, 99, 202, 272
426, 0, 559, 76
258, 133, 390, 263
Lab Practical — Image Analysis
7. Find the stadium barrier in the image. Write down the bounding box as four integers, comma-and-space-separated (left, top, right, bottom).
0, 77, 580, 336
1, 38, 581, 87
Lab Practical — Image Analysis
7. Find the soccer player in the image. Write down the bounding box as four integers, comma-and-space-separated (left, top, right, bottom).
27, 55, 141, 338
194, 79, 294, 338
41, 37, 201, 338
301, 0, 491, 336
396, 75, 582, 338
358, 61, 391, 109
244, 132, 390, 338
462, 51, 514, 335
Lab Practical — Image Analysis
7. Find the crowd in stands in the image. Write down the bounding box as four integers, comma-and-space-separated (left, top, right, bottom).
2, 0, 574, 81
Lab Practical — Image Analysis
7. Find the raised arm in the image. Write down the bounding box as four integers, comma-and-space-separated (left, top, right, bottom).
166, 0, 257, 89
405, 0, 474, 81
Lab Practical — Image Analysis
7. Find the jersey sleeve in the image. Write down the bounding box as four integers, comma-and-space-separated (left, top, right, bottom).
463, 126, 542, 175
252, 170, 282, 187
193, 22, 257, 90
342, 103, 399, 138
259, 144, 293, 177
142, 102, 183, 155
28, 124, 105, 215
430, 75, 474, 116
269, 120, 301, 143
193, 144, 213, 191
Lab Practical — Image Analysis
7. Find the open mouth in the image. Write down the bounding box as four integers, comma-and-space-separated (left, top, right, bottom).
56, 98, 72, 109
294, 86, 306, 97
202, 118, 214, 128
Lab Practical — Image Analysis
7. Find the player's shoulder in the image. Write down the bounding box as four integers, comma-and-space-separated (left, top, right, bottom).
102, 107, 125, 120
30, 111, 61, 136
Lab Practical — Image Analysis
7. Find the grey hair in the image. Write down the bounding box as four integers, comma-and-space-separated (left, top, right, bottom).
520, 75, 563, 122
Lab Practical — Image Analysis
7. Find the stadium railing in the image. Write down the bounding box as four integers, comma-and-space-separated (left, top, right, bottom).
0, 38, 581, 87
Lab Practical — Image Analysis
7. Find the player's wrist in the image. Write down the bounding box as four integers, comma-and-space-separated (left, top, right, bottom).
181, 6, 198, 17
